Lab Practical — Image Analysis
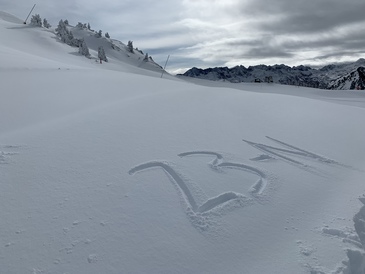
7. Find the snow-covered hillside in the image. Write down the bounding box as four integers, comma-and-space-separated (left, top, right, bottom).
0, 11, 165, 77
1, 11, 365, 274
182, 60, 365, 91
64, 22, 163, 73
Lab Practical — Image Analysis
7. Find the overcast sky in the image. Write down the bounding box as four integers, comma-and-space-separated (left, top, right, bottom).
2, 0, 365, 73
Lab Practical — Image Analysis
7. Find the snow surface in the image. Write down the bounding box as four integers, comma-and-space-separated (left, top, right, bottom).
1, 11, 365, 274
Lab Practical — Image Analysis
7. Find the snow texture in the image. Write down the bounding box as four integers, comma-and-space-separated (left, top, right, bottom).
1, 11, 365, 274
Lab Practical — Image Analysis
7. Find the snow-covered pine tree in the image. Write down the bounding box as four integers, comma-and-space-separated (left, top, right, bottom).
56, 20, 81, 47
43, 18, 51, 28
127, 41, 134, 53
30, 14, 42, 27
56, 20, 66, 37
68, 30, 74, 40
98, 46, 108, 62
143, 53, 149, 61
95, 30, 102, 38
64, 19, 69, 25
69, 31, 82, 47
105, 32, 110, 38
61, 28, 72, 44
79, 39, 90, 57
87, 23, 91, 30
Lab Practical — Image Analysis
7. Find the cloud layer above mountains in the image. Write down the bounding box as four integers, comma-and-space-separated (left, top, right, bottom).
3, 0, 365, 73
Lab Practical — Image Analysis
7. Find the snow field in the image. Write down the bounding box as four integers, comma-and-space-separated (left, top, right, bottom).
1, 11, 365, 273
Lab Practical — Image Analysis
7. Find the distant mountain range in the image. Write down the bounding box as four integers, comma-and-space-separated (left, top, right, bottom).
181, 59, 365, 90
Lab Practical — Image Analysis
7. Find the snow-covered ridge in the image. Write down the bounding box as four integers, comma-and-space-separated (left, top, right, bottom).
0, 11, 23, 24
64, 22, 163, 72
181, 59, 365, 90
0, 11, 164, 76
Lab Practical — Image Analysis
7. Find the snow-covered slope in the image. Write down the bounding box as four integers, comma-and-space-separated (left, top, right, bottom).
1, 11, 365, 274
0, 11, 23, 24
0, 11, 166, 77
327, 66, 365, 90
182, 60, 365, 91
68, 24, 163, 72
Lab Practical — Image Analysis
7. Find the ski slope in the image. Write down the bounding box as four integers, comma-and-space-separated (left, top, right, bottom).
1, 12, 365, 274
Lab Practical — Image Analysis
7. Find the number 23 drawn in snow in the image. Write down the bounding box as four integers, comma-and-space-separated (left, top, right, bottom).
129, 136, 349, 218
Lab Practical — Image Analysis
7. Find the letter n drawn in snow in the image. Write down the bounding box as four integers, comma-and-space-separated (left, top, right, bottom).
243, 136, 349, 173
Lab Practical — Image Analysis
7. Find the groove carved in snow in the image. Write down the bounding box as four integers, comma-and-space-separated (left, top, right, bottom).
129, 152, 270, 230
0, 145, 21, 164
244, 136, 354, 175
129, 137, 350, 231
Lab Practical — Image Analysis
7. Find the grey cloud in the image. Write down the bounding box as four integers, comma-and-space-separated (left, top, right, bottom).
312, 50, 365, 61
243, 47, 293, 59
240, 0, 365, 34
1, 0, 365, 71
284, 34, 365, 52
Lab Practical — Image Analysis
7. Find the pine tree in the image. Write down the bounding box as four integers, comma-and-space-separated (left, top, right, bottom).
127, 41, 134, 53
105, 32, 110, 38
43, 18, 51, 28
98, 46, 108, 62
30, 14, 42, 27
56, 20, 67, 40
143, 53, 149, 62
79, 40, 90, 57
56, 20, 80, 47
87, 23, 91, 30
68, 30, 74, 41
95, 30, 102, 38
68, 31, 82, 47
